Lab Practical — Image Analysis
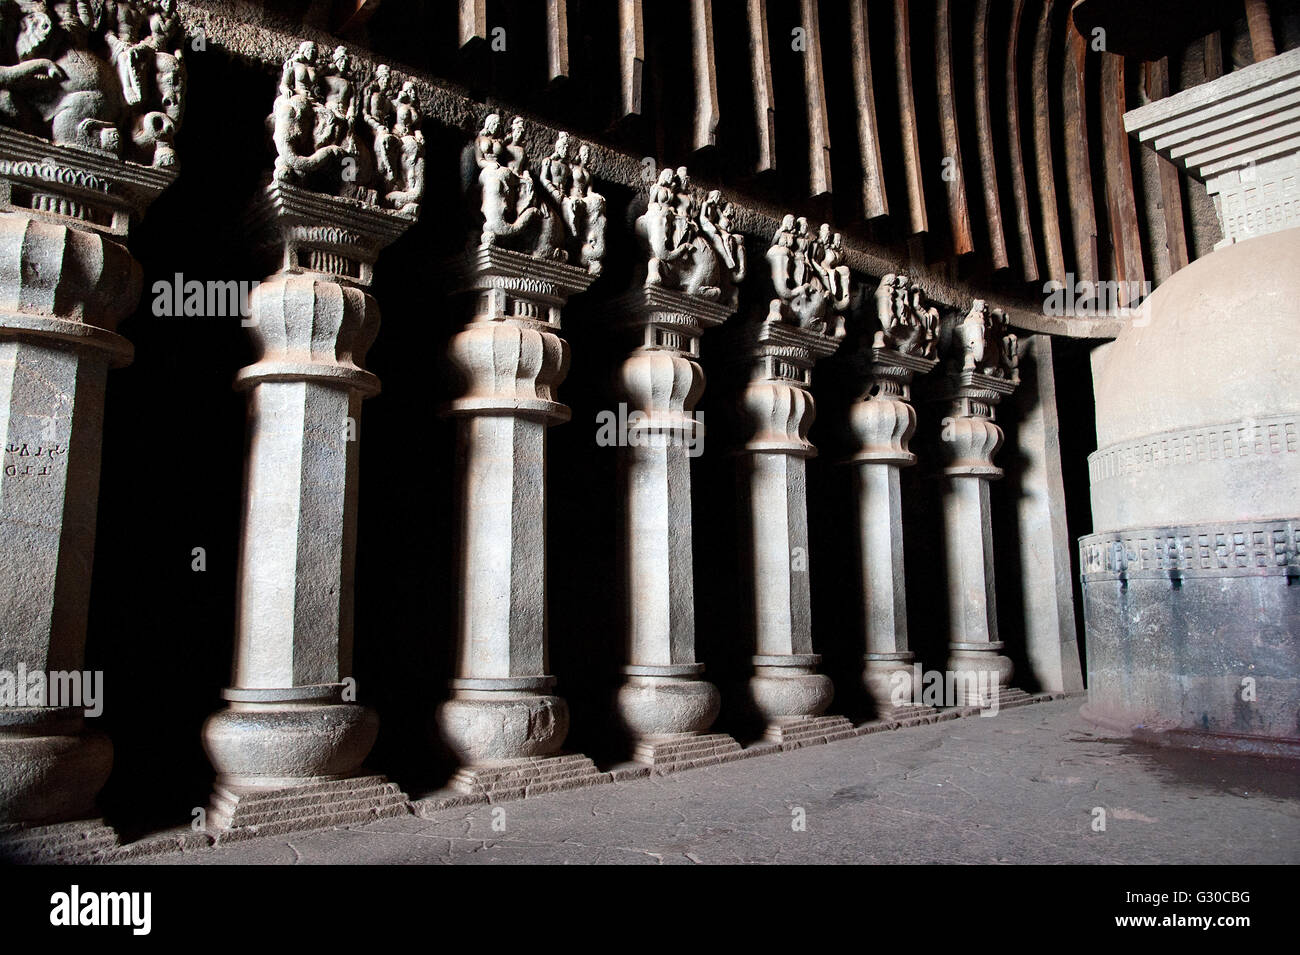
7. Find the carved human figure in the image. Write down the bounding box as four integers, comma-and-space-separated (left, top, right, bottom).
0, 0, 185, 166
363, 64, 398, 185
271, 43, 348, 188
566, 142, 605, 275
765, 215, 849, 336
634, 165, 743, 300
474, 113, 576, 261
280, 40, 318, 99
384, 80, 423, 215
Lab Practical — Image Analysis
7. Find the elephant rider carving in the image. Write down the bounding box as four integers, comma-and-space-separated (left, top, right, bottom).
0, 0, 184, 167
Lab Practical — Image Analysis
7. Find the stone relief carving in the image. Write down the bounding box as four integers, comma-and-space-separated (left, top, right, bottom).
270, 41, 423, 216
943, 298, 1019, 381
0, 0, 186, 166
765, 214, 849, 339
634, 164, 745, 306
872, 272, 939, 359
472, 113, 605, 274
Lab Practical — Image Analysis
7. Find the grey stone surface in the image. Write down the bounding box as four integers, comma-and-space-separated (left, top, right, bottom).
0, 117, 175, 831
731, 216, 849, 726
437, 115, 604, 767
1124, 48, 1300, 248
851, 275, 939, 707
612, 166, 741, 739
125, 701, 1300, 865
1082, 76, 1300, 751
933, 303, 1020, 699
1089, 230, 1300, 530
1007, 335, 1084, 693
202, 185, 410, 790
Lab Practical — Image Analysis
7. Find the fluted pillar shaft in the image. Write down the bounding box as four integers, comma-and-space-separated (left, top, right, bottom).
613, 289, 729, 740
202, 183, 411, 786
436, 248, 592, 764
0, 131, 172, 827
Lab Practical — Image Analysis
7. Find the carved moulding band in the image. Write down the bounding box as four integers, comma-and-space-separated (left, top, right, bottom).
249, 182, 414, 287
1079, 518, 1300, 582
0, 314, 133, 367
233, 361, 381, 396
0, 127, 177, 236
1089, 414, 1300, 483
622, 663, 707, 677
222, 684, 347, 703
752, 654, 821, 668
458, 247, 596, 299
451, 676, 558, 691
609, 286, 736, 333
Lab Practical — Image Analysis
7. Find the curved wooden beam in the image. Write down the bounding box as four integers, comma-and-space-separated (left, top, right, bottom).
691, 0, 720, 151
1003, 0, 1034, 281
546, 0, 569, 85
802, 0, 832, 196
850, 0, 888, 218
894, 0, 928, 235
1144, 57, 1190, 272
936, 0, 973, 255
1006, 0, 1039, 280
1032, 0, 1067, 283
748, 0, 776, 173
1062, 14, 1099, 284
973, 0, 1008, 269
459, 0, 486, 48
1100, 54, 1145, 306
619, 0, 644, 119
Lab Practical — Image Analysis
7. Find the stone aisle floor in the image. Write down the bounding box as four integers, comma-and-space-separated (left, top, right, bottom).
131, 700, 1300, 864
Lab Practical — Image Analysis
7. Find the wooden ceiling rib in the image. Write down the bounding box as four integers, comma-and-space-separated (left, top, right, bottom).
893, 0, 929, 236
936, 0, 974, 256
973, 0, 1009, 270
333, 0, 1258, 302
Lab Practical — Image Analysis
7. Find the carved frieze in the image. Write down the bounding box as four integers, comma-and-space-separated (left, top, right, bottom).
471, 113, 604, 275
634, 165, 745, 308
0, 0, 186, 167
271, 42, 423, 217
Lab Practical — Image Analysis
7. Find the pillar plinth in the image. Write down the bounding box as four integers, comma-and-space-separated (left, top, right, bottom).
611, 286, 731, 742
201, 182, 413, 799
437, 247, 593, 766
733, 311, 848, 740
934, 302, 1020, 706
0, 128, 173, 836
850, 345, 937, 709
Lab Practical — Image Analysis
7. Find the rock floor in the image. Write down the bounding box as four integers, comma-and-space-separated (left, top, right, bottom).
128, 700, 1300, 865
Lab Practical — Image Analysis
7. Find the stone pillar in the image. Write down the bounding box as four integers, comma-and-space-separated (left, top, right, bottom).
1007, 334, 1083, 693
202, 47, 426, 832
436, 118, 608, 795
934, 302, 1023, 708
200, 183, 412, 829
611, 288, 741, 767
731, 215, 855, 745
850, 275, 939, 715
0, 118, 175, 857
607, 168, 748, 769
